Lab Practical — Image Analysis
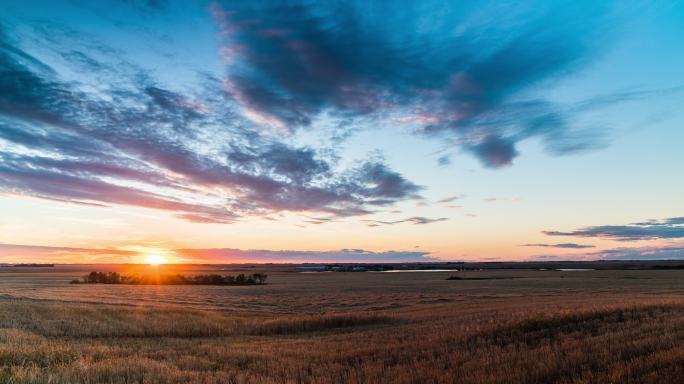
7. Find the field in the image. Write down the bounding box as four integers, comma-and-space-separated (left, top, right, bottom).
2, 265, 684, 383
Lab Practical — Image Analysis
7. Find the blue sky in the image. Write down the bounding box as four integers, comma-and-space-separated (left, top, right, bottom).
0, 0, 683, 263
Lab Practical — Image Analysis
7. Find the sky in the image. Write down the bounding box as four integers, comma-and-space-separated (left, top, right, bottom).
0, 0, 683, 264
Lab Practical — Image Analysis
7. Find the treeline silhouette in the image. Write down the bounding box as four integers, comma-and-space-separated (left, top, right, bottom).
71, 272, 267, 285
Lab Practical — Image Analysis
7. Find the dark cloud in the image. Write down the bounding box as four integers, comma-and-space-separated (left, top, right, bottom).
209, 1, 662, 167
0, 26, 421, 223
522, 243, 596, 249
469, 135, 519, 168
668, 217, 684, 225
544, 216, 684, 241
363, 216, 448, 226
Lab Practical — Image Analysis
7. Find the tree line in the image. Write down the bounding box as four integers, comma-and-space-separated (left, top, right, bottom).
71, 272, 268, 285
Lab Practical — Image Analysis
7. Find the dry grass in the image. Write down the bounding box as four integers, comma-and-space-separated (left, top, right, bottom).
2, 268, 684, 383
247, 313, 397, 336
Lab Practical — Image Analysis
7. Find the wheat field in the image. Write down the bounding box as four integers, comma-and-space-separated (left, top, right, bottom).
2, 266, 684, 383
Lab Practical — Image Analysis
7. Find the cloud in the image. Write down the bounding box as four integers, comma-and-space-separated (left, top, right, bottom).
530, 245, 684, 261
2, 2, 679, 230
591, 246, 684, 260
438, 194, 466, 204
0, 25, 421, 223
469, 135, 519, 168
543, 216, 684, 241
522, 243, 596, 249
363, 216, 448, 226
484, 197, 521, 203
176, 248, 437, 263
209, 1, 676, 168
0, 242, 438, 263
0, 243, 138, 263
437, 155, 451, 166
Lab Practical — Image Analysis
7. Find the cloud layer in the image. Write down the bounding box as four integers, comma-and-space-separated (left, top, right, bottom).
544, 216, 684, 241
0, 243, 137, 263
0, 243, 435, 264
522, 243, 596, 249
211, 1, 630, 167
532, 246, 684, 261
0, 1, 675, 228
363, 216, 448, 227
0, 23, 421, 223
175, 248, 435, 264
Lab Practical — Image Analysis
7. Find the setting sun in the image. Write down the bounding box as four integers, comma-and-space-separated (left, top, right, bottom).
143, 254, 167, 266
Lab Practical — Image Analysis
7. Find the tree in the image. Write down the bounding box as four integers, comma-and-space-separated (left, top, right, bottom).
253, 273, 268, 284
235, 274, 246, 284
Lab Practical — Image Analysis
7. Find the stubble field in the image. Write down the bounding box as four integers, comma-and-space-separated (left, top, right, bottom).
2, 265, 684, 383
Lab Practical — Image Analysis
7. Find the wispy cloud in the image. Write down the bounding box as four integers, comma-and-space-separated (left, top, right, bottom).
522, 243, 595, 249
0, 243, 137, 263
438, 194, 466, 204
363, 216, 448, 227
0, 25, 421, 223
484, 197, 521, 203
176, 248, 436, 263
0, 243, 437, 263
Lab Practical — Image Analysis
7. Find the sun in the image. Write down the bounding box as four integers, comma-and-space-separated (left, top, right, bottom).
143, 253, 167, 266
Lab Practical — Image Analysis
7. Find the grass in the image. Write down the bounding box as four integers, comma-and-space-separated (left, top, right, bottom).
447, 275, 517, 280
247, 313, 397, 336
2, 267, 684, 383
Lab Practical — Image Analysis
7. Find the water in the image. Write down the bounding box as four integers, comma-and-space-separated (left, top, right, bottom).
556, 269, 595, 271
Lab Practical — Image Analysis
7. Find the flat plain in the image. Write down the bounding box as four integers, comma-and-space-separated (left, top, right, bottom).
2, 264, 684, 383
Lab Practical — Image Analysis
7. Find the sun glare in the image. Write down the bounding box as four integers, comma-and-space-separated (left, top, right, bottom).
143, 254, 167, 266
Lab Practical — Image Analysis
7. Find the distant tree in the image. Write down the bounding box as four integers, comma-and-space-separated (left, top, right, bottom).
74, 271, 268, 285
85, 272, 96, 283
235, 274, 246, 284
253, 273, 268, 284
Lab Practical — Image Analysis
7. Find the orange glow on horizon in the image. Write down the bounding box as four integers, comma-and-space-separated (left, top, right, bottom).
143, 253, 168, 265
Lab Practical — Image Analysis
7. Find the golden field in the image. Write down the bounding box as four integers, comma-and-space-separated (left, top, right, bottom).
2, 265, 684, 383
